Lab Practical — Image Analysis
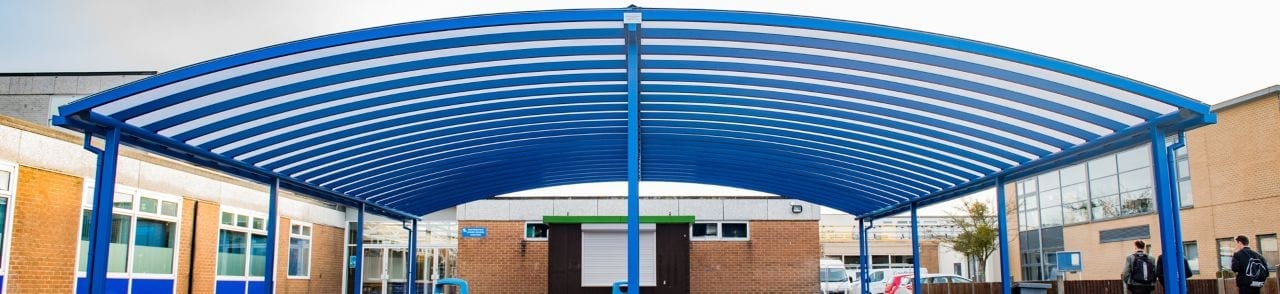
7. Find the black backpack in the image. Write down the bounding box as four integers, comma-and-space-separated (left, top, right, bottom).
1243, 250, 1270, 287
1129, 253, 1156, 284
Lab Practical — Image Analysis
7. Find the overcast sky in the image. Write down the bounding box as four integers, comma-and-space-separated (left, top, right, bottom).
2, 0, 1273, 215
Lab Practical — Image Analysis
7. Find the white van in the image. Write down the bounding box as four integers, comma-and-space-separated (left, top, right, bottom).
820, 259, 853, 294
852, 268, 922, 294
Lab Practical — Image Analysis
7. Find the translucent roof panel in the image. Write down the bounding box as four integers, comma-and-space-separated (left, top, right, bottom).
56, 8, 1213, 218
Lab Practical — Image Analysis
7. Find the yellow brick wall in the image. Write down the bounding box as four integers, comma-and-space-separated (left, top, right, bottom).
8, 166, 82, 293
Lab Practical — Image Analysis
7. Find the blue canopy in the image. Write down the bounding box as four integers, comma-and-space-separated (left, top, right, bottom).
55, 7, 1213, 219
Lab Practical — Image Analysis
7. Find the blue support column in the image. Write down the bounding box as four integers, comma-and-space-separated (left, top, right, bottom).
624, 10, 642, 294
1167, 132, 1188, 294
1150, 128, 1186, 294
354, 204, 365, 294
86, 127, 122, 294
264, 178, 280, 294
996, 178, 1012, 294
408, 219, 418, 294
859, 219, 870, 294
911, 203, 921, 294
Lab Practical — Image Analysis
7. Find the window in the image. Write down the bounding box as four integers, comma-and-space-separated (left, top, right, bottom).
525, 222, 549, 240
288, 222, 313, 278
217, 207, 268, 279
1184, 242, 1200, 275
75, 183, 181, 278
1175, 146, 1193, 207
1219, 238, 1235, 272
1258, 235, 1278, 271
690, 222, 749, 240
0, 163, 16, 274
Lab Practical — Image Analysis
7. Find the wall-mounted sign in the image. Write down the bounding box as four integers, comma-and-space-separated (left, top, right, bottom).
1056, 251, 1083, 272
349, 256, 357, 268
461, 227, 488, 238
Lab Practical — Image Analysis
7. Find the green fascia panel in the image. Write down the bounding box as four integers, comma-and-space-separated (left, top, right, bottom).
542, 215, 695, 224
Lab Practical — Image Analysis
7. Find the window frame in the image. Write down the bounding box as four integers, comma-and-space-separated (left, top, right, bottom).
1218, 238, 1235, 272
524, 221, 549, 241
287, 221, 314, 279
1256, 234, 1278, 272
73, 180, 184, 294
0, 162, 18, 276
1184, 241, 1201, 275
689, 221, 749, 241
215, 206, 268, 282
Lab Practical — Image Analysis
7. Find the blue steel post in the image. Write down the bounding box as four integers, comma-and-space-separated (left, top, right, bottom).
354, 204, 365, 294
1150, 128, 1186, 294
1167, 132, 1188, 294
996, 178, 1012, 294
407, 219, 418, 294
911, 203, 921, 294
265, 178, 280, 294
86, 127, 122, 294
859, 219, 870, 294
624, 10, 642, 294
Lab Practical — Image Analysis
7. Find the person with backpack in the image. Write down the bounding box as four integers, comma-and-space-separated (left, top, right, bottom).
1122, 240, 1157, 294
1155, 253, 1194, 285
1232, 235, 1270, 294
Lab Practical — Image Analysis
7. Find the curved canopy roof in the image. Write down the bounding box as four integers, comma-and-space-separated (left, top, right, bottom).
56, 7, 1213, 219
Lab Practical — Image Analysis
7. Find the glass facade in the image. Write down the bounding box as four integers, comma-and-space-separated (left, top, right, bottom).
76, 185, 181, 278
1015, 143, 1190, 280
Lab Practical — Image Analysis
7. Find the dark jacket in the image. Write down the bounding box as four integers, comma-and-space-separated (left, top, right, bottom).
1122, 251, 1156, 286
1155, 254, 1193, 283
1232, 247, 1267, 288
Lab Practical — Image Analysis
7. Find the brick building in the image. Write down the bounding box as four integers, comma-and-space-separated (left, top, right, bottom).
453, 197, 822, 293
1005, 85, 1280, 281
0, 73, 459, 294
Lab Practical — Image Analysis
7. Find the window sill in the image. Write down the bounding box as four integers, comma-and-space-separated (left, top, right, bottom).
287, 275, 310, 280
524, 238, 548, 241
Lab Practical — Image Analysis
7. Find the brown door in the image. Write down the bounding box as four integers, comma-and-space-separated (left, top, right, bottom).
656, 224, 690, 294
548, 224, 583, 294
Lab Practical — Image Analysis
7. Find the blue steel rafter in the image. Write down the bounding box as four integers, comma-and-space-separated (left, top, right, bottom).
53, 7, 1217, 294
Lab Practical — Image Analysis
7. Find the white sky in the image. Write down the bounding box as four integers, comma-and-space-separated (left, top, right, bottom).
1, 0, 1271, 215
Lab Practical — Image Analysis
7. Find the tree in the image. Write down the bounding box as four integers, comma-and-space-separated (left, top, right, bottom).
943, 200, 999, 282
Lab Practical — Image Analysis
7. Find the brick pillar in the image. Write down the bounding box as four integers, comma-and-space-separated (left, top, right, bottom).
8, 166, 82, 293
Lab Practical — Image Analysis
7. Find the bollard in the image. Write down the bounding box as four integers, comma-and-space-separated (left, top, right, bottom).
433, 278, 470, 294
612, 281, 628, 294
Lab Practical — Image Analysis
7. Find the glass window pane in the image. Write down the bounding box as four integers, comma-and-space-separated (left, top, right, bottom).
1185, 242, 1200, 274
1040, 189, 1061, 207
78, 209, 90, 272
1024, 195, 1039, 210
1091, 195, 1120, 220
217, 230, 247, 276
1063, 202, 1089, 224
221, 212, 234, 226
1061, 183, 1088, 204
139, 197, 158, 214
109, 214, 131, 273
1117, 146, 1151, 172
1037, 171, 1060, 190
0, 198, 6, 262
289, 237, 311, 276
525, 223, 548, 239
722, 223, 748, 238
1259, 235, 1278, 266
1090, 177, 1119, 198
1179, 180, 1194, 207
1025, 209, 1040, 230
236, 215, 248, 228
1176, 158, 1191, 178
113, 193, 133, 210
1120, 189, 1154, 215
1118, 168, 1153, 192
1219, 239, 1235, 271
249, 234, 268, 277
692, 223, 717, 238
252, 217, 264, 230
1019, 180, 1037, 196
389, 249, 406, 278
133, 218, 175, 274
0, 170, 10, 191
291, 225, 301, 235
302, 226, 310, 236
161, 201, 178, 217
1060, 164, 1087, 185
1088, 156, 1117, 178
1041, 206, 1062, 227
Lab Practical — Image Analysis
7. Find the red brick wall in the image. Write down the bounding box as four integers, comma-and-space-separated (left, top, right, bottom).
457, 221, 547, 293
690, 220, 820, 294
8, 166, 83, 293
276, 218, 345, 294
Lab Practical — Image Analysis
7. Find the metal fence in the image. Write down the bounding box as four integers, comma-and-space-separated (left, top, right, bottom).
916, 278, 1277, 294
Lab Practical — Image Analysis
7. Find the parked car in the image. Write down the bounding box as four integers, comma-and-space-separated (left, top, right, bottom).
820, 259, 854, 293
853, 268, 919, 294
884, 273, 974, 294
